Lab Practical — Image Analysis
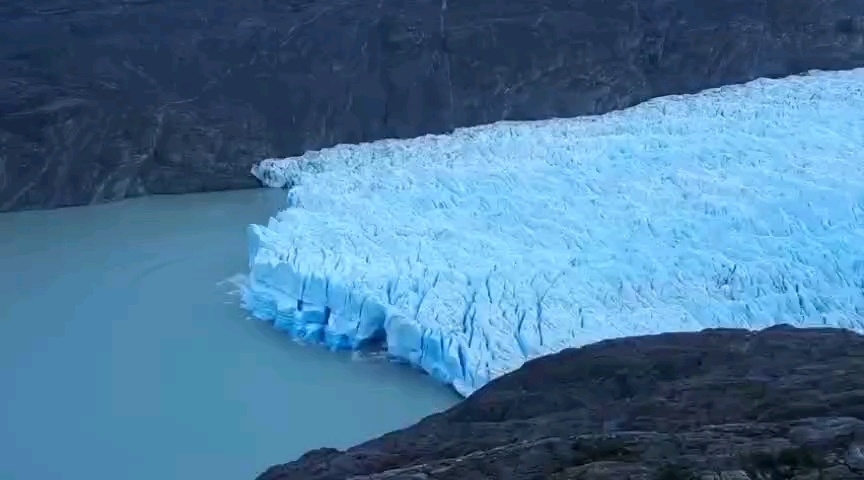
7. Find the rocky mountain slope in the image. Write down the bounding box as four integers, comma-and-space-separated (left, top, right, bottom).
258, 325, 864, 480
2, 0, 864, 211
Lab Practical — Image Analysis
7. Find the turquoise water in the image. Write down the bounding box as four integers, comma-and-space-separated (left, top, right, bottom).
0, 189, 458, 480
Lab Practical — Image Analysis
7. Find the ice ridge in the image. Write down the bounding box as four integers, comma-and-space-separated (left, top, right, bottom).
244, 69, 864, 397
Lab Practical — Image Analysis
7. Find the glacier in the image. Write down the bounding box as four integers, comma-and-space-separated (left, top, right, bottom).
244, 69, 864, 397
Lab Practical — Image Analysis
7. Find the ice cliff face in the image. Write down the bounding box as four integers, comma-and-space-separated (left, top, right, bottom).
244, 69, 864, 397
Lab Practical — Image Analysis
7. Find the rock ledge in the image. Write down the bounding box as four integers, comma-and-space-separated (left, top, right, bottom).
258, 325, 864, 480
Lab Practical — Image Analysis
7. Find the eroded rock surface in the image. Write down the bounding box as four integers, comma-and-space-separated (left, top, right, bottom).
2, 0, 864, 211
258, 325, 864, 480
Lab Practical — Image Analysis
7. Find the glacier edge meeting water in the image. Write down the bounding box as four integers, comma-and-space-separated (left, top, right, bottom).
244, 69, 864, 397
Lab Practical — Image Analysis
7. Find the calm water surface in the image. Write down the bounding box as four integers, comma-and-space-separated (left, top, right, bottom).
0, 189, 458, 480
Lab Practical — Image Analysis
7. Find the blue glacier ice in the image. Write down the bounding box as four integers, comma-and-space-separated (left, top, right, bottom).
244, 69, 864, 397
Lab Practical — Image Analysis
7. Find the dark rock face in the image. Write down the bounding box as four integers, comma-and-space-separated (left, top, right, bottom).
258, 326, 864, 480
2, 1, 864, 211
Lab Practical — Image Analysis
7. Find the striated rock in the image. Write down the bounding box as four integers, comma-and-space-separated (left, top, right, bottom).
2, 0, 864, 211
258, 325, 864, 480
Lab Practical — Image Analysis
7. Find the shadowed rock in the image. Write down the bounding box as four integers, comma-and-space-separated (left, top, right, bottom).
2, 0, 864, 211
258, 325, 864, 480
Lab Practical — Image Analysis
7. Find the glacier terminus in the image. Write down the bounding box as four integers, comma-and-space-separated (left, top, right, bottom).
243, 69, 864, 397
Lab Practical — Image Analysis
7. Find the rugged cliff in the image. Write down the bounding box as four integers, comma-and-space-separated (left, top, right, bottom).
258, 326, 864, 480
2, 0, 864, 211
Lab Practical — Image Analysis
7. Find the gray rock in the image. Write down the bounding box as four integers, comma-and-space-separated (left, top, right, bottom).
2, 0, 864, 211
257, 326, 864, 480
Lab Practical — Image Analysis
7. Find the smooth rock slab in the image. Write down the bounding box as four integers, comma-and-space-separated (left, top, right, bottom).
2, 0, 864, 211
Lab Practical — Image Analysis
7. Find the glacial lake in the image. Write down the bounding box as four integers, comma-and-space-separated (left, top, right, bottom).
0, 189, 458, 480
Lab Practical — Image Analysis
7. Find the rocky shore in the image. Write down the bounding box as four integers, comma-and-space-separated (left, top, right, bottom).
258, 325, 864, 480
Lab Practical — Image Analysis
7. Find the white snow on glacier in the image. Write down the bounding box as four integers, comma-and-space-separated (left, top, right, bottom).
244, 69, 864, 397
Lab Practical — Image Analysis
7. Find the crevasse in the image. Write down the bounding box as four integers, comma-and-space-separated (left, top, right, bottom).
243, 68, 864, 397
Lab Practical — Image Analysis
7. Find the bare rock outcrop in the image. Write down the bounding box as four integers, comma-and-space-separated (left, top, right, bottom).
258, 325, 864, 480
2, 0, 864, 210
